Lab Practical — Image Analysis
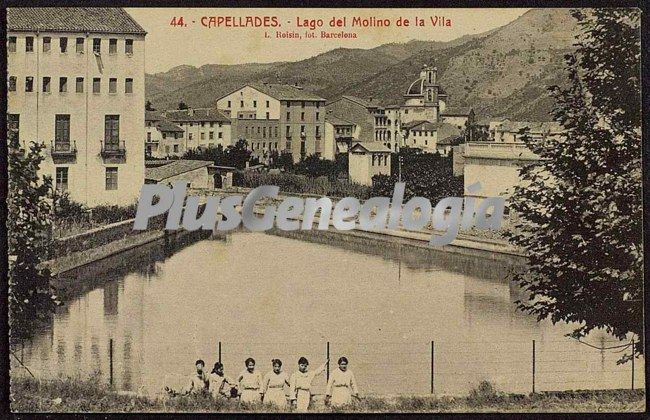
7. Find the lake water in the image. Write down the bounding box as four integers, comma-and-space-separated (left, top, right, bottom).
13, 231, 644, 396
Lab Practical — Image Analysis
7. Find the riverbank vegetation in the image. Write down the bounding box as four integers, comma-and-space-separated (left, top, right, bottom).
11, 377, 644, 413
52, 193, 138, 238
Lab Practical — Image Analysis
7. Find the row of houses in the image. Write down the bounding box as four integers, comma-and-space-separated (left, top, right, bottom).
7, 7, 565, 207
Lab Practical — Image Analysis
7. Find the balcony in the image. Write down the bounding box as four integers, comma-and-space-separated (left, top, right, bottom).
51, 140, 77, 158
101, 140, 126, 158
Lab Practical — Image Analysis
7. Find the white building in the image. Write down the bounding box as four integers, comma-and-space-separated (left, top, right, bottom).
145, 111, 185, 158
348, 142, 391, 186
7, 8, 146, 207
216, 83, 326, 162
162, 108, 232, 151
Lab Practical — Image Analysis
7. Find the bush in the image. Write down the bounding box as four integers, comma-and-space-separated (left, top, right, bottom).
234, 171, 371, 199
467, 381, 503, 406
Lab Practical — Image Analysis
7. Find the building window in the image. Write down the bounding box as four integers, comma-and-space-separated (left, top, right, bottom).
25, 77, 34, 92
173, 145, 179, 152
301, 112, 305, 121
76, 77, 84, 93
300, 125, 305, 135
266, 100, 270, 107
59, 77, 67, 93
42, 77, 51, 93
286, 126, 290, 136
209, 131, 214, 140
125, 78, 133, 94
266, 112, 270, 119
55, 115, 71, 145
218, 132, 222, 139
147, 132, 151, 141
316, 102, 320, 109
240, 100, 244, 107
8, 114, 19, 141
253, 100, 257, 107
76, 37, 84, 53
274, 127, 278, 137
60, 37, 68, 53
26, 36, 34, 52
210, 122, 214, 127
93, 78, 101, 93
227, 100, 231, 108
316, 112, 319, 121
104, 115, 120, 144
43, 37, 51, 52
125, 39, 133, 54
109, 39, 117, 54
301, 101, 305, 108
93, 38, 101, 54
200, 132, 205, 140
105, 167, 118, 190
162, 133, 167, 139
316, 126, 320, 136
189, 133, 193, 140
8, 76, 16, 92
286, 112, 290, 120
263, 127, 267, 138
8, 37, 16, 52
55, 167, 69, 192
109, 78, 117, 93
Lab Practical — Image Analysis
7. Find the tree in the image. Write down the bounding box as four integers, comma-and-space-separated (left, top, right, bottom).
8, 134, 59, 339
371, 151, 463, 204
218, 139, 253, 170
178, 101, 189, 110
507, 9, 642, 358
145, 100, 156, 111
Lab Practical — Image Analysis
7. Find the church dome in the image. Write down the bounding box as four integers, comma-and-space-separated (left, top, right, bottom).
406, 79, 424, 95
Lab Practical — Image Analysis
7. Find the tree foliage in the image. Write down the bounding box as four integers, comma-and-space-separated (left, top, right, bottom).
371, 148, 463, 203
507, 9, 642, 357
8, 135, 59, 339
293, 153, 348, 180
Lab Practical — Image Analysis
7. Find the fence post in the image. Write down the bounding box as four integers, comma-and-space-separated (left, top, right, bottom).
532, 340, 536, 394
218, 341, 222, 364
631, 340, 635, 390
326, 341, 330, 382
109, 338, 114, 387
430, 341, 435, 394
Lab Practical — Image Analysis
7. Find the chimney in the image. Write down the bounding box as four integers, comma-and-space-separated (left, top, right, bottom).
188, 108, 194, 116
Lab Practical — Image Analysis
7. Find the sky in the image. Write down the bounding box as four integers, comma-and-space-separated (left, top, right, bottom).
126, 8, 529, 74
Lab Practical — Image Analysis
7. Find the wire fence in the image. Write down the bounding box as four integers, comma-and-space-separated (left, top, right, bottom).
11, 337, 644, 397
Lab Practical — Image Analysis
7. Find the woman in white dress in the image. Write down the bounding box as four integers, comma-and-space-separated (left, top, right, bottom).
237, 358, 263, 404
262, 359, 290, 409
325, 356, 359, 407
209, 362, 237, 399
289, 356, 329, 412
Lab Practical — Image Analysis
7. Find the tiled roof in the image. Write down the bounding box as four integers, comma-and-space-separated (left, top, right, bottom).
499, 121, 563, 134
165, 108, 230, 123
349, 142, 391, 153
7, 8, 146, 35
403, 120, 439, 130
145, 111, 164, 122
248, 83, 326, 101
437, 123, 463, 145
326, 115, 356, 126
145, 160, 211, 182
340, 95, 382, 109
441, 107, 473, 116
155, 120, 184, 133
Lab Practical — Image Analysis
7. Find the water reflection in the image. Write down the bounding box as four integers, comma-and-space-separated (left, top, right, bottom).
13, 231, 644, 396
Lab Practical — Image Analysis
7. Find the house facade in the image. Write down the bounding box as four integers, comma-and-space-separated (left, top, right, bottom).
348, 142, 391, 186
216, 83, 326, 162
7, 7, 146, 206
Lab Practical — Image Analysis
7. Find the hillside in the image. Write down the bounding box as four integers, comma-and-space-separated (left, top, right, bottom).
146, 9, 579, 121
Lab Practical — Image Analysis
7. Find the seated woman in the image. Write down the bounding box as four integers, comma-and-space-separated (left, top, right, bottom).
209, 362, 237, 399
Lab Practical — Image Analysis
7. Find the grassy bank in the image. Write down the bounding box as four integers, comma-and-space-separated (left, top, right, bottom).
11, 377, 645, 413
